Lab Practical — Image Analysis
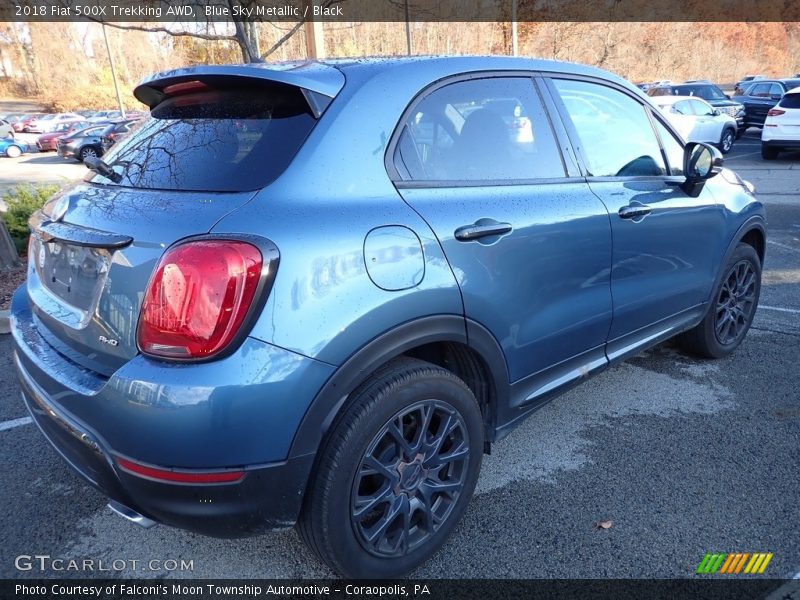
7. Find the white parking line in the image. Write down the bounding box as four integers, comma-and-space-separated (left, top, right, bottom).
760, 305, 800, 314
0, 416, 33, 432
726, 151, 762, 159
768, 240, 800, 253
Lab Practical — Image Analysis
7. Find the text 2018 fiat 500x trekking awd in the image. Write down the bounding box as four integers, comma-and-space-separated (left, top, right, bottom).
11, 57, 765, 578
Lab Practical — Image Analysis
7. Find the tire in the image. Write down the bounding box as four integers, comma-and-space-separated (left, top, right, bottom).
719, 128, 735, 154
680, 243, 761, 359
5, 145, 22, 158
761, 145, 779, 160
78, 146, 98, 162
298, 358, 484, 578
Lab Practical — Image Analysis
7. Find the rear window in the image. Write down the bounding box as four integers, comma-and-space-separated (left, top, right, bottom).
91, 82, 317, 192
779, 94, 800, 109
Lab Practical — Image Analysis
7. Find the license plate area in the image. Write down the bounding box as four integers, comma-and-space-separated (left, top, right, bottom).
30, 234, 112, 317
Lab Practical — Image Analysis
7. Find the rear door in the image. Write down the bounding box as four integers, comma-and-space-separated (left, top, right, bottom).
391, 74, 613, 402
26, 72, 338, 375
545, 76, 727, 361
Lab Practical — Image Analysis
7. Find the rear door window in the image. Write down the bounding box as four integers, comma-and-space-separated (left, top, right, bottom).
394, 77, 565, 182
92, 81, 317, 192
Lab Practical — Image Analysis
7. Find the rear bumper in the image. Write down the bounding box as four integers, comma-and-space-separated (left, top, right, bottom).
10, 286, 335, 536
17, 358, 314, 535
761, 135, 800, 147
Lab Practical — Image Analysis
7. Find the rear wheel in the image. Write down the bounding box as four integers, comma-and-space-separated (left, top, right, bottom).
719, 128, 735, 154
78, 146, 98, 162
5, 144, 22, 158
680, 243, 761, 358
298, 358, 484, 578
761, 145, 779, 160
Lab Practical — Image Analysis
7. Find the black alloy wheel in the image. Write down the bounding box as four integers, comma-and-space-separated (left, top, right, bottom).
350, 399, 470, 558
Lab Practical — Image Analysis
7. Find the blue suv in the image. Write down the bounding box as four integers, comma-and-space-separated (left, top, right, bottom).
11, 57, 765, 578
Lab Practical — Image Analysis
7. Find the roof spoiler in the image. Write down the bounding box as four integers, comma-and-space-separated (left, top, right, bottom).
133, 62, 345, 119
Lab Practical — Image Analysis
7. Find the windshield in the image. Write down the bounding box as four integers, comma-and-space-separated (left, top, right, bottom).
91, 82, 317, 192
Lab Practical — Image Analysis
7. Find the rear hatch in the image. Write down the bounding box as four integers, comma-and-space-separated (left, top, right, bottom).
26, 63, 344, 376
770, 93, 800, 138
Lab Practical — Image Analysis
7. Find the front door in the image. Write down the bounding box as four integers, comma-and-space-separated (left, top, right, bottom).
546, 77, 727, 361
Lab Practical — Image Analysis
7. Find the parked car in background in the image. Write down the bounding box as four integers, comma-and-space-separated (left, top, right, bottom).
99, 118, 142, 152
89, 110, 122, 122
734, 79, 800, 128
56, 124, 109, 161
654, 95, 738, 153
0, 137, 30, 158
26, 112, 84, 133
35, 121, 93, 151
761, 87, 800, 159
0, 118, 14, 138
647, 83, 745, 134
10, 57, 765, 579
13, 113, 45, 132
2, 113, 26, 125
734, 75, 764, 95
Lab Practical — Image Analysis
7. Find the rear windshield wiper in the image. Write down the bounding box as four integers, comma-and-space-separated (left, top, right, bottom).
84, 156, 122, 183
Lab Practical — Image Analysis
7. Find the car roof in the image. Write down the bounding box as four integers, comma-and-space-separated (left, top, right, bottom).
135, 55, 637, 107
785, 87, 800, 96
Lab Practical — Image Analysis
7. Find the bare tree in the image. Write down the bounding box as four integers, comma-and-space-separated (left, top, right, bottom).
63, 0, 345, 63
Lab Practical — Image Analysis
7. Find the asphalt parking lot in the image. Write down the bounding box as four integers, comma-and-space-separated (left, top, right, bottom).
0, 130, 798, 580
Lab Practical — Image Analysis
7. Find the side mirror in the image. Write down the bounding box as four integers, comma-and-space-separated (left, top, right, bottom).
725, 94, 731, 99
712, 109, 721, 116
682, 142, 723, 197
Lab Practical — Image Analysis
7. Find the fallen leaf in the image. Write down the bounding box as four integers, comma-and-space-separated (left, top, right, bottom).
595, 519, 614, 530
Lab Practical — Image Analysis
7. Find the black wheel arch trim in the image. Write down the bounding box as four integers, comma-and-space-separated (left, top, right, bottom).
287, 315, 510, 459
709, 216, 766, 304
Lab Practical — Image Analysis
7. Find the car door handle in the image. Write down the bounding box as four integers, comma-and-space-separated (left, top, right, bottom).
454, 220, 512, 241
618, 205, 652, 220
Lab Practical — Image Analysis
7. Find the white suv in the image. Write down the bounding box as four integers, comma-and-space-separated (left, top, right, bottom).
762, 88, 800, 159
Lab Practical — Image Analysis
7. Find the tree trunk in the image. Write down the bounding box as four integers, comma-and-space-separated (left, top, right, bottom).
0, 218, 21, 270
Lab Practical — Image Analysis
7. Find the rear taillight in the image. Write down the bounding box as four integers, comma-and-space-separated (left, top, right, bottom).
137, 240, 263, 359
767, 108, 785, 117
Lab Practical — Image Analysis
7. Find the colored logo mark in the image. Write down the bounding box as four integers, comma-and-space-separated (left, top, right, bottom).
696, 552, 773, 574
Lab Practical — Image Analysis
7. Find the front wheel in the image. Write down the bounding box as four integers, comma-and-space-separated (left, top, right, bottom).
719, 128, 735, 154
680, 243, 761, 358
298, 358, 484, 578
5, 144, 22, 158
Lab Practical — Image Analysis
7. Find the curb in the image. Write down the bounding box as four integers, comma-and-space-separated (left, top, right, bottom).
0, 309, 9, 335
